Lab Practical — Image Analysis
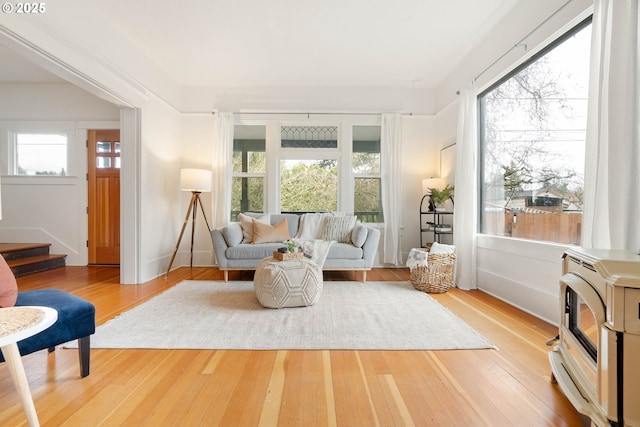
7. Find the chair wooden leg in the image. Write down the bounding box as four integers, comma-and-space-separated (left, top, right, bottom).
224, 270, 228, 282
78, 336, 90, 378
2, 342, 40, 427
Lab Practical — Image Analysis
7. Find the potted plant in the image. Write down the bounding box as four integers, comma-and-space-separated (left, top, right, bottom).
429, 184, 454, 211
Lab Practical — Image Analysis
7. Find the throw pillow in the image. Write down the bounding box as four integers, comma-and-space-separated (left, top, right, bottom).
0, 256, 17, 307
222, 222, 243, 247
252, 218, 291, 244
351, 223, 369, 248
295, 212, 329, 239
321, 215, 357, 243
239, 213, 270, 243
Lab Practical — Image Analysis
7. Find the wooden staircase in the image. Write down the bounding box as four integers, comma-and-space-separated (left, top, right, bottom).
0, 243, 67, 277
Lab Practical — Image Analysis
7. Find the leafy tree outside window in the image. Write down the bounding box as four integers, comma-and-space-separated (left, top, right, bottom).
231, 125, 265, 221
353, 126, 382, 223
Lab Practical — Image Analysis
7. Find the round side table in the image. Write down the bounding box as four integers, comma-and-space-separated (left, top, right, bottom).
0, 306, 58, 427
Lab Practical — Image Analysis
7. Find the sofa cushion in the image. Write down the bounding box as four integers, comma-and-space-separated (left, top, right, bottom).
222, 222, 243, 247
239, 213, 270, 243
253, 218, 291, 244
226, 243, 285, 260
326, 242, 363, 260
351, 223, 369, 248
321, 215, 357, 243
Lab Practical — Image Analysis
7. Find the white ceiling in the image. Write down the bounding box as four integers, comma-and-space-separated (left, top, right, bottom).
1, 0, 521, 90
86, 0, 520, 89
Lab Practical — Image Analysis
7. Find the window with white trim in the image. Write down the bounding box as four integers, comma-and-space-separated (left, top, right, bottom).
353, 125, 382, 223
12, 131, 68, 176
479, 18, 591, 245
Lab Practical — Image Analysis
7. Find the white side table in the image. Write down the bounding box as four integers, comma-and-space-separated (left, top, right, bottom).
0, 306, 58, 427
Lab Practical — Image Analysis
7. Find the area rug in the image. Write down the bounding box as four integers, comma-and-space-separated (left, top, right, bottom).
77, 281, 496, 350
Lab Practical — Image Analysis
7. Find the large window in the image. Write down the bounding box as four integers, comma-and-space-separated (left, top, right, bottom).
13, 132, 68, 176
231, 125, 265, 220
353, 126, 382, 222
279, 126, 339, 213
230, 120, 384, 223
479, 18, 591, 245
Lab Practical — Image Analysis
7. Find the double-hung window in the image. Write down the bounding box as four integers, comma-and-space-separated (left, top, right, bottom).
353, 125, 382, 223
479, 18, 591, 245
231, 125, 266, 220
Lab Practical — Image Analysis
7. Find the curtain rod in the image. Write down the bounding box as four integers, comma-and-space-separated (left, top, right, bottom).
471, 0, 574, 85
212, 111, 416, 117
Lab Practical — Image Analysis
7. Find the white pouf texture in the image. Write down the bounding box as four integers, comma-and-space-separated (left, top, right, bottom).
254, 257, 323, 308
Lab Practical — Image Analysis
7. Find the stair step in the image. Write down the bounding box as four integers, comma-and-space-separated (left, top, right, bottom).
0, 243, 52, 260
0, 243, 66, 277
6, 254, 67, 277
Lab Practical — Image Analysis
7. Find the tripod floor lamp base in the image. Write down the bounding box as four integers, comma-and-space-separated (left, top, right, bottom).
165, 169, 212, 278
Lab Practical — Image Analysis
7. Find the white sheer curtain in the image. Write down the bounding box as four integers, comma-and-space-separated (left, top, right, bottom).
380, 113, 403, 265
211, 112, 234, 229
453, 85, 478, 290
582, 0, 640, 250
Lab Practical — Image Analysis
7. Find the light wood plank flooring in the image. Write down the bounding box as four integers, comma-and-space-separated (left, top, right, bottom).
0, 267, 586, 426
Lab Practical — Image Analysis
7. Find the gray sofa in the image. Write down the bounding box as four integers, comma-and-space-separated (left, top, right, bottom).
211, 213, 380, 282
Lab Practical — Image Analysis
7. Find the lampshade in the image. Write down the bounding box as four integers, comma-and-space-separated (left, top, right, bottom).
422, 177, 443, 195
180, 168, 212, 192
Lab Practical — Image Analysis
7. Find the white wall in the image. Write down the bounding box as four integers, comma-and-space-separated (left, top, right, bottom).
434, 0, 593, 324
0, 83, 119, 266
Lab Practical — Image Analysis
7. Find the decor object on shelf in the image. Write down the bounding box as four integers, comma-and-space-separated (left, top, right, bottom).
421, 177, 444, 212
429, 184, 454, 210
420, 180, 454, 247
165, 168, 212, 276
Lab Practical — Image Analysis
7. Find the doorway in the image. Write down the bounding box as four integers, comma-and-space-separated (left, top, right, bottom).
87, 129, 120, 265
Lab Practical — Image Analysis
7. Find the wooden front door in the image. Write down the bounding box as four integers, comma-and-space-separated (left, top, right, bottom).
88, 129, 120, 265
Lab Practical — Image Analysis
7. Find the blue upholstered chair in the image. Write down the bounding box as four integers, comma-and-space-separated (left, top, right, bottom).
0, 289, 96, 377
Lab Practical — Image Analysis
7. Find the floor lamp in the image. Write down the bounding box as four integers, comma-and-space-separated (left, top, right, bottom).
165, 168, 212, 277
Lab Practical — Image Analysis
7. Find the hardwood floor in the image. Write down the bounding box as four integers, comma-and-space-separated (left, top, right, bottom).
0, 266, 585, 426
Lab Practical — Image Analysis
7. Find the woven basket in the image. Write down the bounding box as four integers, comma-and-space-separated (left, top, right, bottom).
410, 253, 456, 293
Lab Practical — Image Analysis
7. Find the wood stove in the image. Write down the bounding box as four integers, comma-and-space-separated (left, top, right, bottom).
549, 248, 640, 426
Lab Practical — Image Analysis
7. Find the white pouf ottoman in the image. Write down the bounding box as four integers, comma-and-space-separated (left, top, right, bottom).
254, 257, 323, 308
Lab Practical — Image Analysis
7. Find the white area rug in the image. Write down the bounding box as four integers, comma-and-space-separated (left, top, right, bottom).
81, 281, 496, 350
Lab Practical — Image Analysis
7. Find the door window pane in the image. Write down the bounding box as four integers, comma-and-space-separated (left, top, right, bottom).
96, 157, 111, 168
97, 141, 112, 153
